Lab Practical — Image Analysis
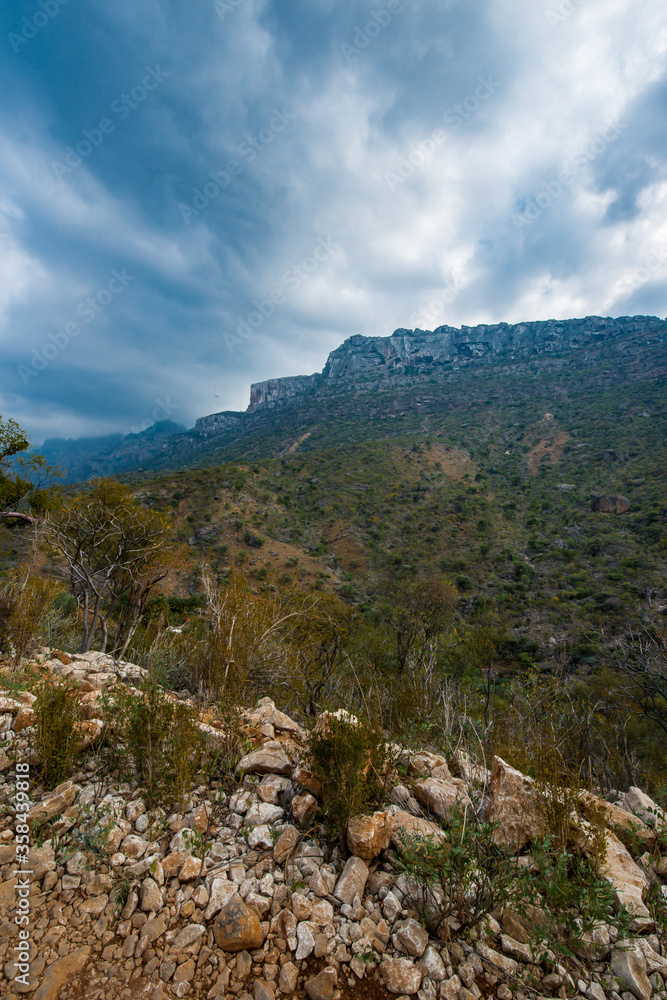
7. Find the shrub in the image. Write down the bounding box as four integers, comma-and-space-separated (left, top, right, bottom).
34, 678, 82, 787
394, 809, 531, 936
0, 567, 61, 663
306, 713, 390, 835
101, 672, 203, 809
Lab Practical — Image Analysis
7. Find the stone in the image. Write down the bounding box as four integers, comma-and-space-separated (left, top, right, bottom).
487, 756, 543, 851
475, 941, 518, 976
28, 784, 77, 823
237, 741, 291, 775
305, 966, 338, 1000
121, 835, 149, 859
257, 774, 291, 804
310, 898, 334, 926
204, 877, 238, 920
244, 801, 284, 827
295, 920, 316, 960
390, 809, 445, 845
179, 856, 205, 880
334, 855, 369, 905
140, 877, 163, 912
291, 894, 312, 921
395, 918, 429, 958
254, 980, 274, 1000
136, 917, 167, 956
173, 924, 206, 950
273, 824, 299, 863
587, 831, 650, 918
625, 786, 666, 829
32, 946, 91, 1000
292, 792, 318, 826
248, 824, 274, 849
381, 957, 423, 995
292, 761, 323, 797
279, 961, 299, 993
213, 894, 264, 951
174, 958, 196, 983
591, 493, 630, 515
346, 811, 393, 860
383, 890, 402, 922
500, 934, 532, 963
611, 940, 652, 1000
413, 777, 471, 820
418, 944, 446, 981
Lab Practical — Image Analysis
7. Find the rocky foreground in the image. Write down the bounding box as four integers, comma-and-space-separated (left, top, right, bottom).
0, 650, 666, 1000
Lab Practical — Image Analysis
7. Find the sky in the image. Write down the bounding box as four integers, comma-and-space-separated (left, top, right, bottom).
0, 0, 666, 444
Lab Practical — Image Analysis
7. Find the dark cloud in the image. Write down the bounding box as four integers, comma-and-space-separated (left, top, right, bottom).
0, 0, 665, 442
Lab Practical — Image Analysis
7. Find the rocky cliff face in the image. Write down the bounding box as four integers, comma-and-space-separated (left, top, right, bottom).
247, 315, 666, 412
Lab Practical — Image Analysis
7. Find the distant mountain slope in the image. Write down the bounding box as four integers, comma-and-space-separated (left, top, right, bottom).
38, 316, 666, 482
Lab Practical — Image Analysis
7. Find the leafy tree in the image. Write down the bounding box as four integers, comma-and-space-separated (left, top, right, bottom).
609, 626, 667, 736
0, 416, 60, 521
42, 479, 171, 654
382, 577, 457, 674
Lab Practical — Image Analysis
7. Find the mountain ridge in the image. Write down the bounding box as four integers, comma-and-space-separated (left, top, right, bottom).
38, 314, 666, 482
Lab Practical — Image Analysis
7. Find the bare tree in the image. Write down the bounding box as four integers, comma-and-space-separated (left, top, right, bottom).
609, 626, 667, 737
42, 479, 170, 654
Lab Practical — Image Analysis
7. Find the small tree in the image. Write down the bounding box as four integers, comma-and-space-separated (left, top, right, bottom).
609, 626, 667, 737
42, 479, 170, 654
0, 416, 61, 522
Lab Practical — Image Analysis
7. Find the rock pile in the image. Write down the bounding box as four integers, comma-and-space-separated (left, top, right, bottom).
0, 649, 665, 1000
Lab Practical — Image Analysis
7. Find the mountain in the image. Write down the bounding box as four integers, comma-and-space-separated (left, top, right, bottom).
39, 315, 666, 482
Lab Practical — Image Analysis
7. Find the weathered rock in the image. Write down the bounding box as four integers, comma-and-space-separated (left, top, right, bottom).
611, 940, 652, 1000
213, 894, 264, 951
413, 777, 471, 820
236, 741, 291, 775
305, 966, 338, 1000
347, 810, 393, 860
591, 493, 630, 514
179, 855, 205, 880
244, 800, 284, 827
418, 944, 446, 981
28, 783, 77, 823
587, 831, 650, 918
292, 792, 318, 826
248, 824, 273, 849
476, 941, 519, 976
380, 956, 423, 995
279, 962, 299, 993
273, 824, 299, 863
295, 920, 316, 960
257, 774, 291, 804
204, 876, 237, 920
33, 946, 91, 1000
395, 917, 429, 958
334, 855, 369, 905
139, 876, 163, 912
173, 924, 206, 950
390, 809, 445, 844
625, 786, 666, 829
487, 756, 543, 850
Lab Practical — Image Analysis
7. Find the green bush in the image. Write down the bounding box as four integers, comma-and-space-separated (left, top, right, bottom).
34, 678, 82, 787
306, 713, 390, 835
101, 672, 203, 809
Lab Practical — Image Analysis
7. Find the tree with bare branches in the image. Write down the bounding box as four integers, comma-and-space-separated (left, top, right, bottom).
42, 479, 170, 655
609, 626, 667, 737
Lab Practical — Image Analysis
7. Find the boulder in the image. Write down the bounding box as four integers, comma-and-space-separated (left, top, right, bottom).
380, 957, 423, 995
334, 856, 369, 905
596, 831, 650, 918
611, 940, 652, 1000
236, 740, 291, 775
305, 966, 337, 1000
625, 786, 666, 829
390, 808, 445, 844
590, 493, 630, 514
33, 946, 91, 1000
213, 894, 264, 952
487, 756, 543, 850
413, 777, 471, 820
346, 810, 393, 860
